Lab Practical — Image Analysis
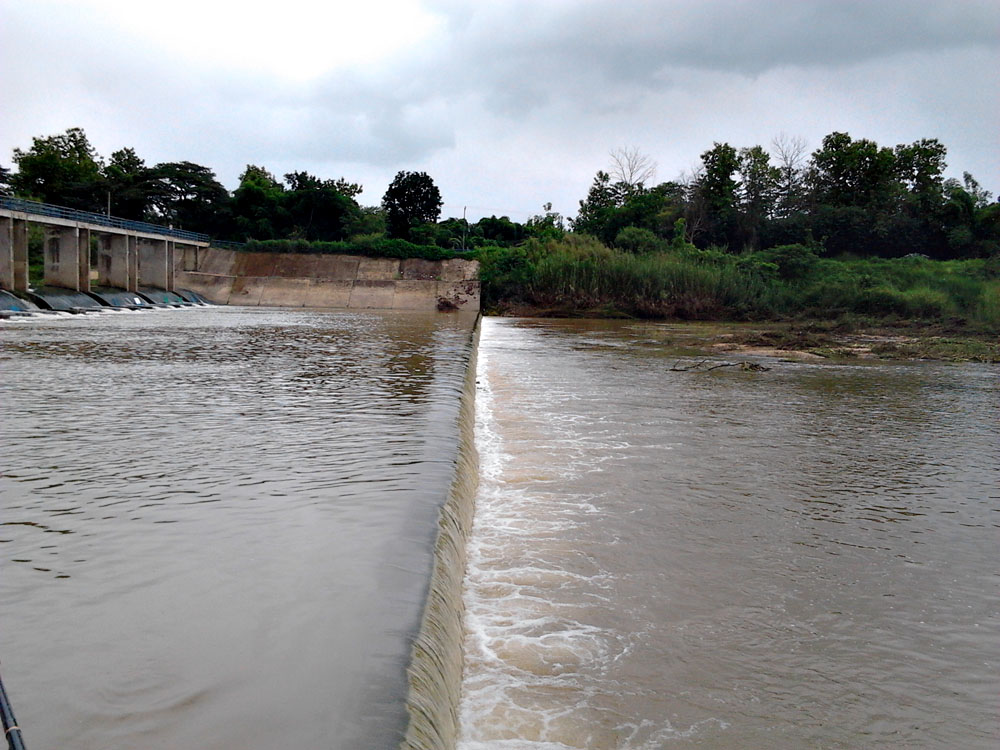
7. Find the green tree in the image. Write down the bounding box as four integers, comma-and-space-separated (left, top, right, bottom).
572, 171, 620, 240
736, 146, 780, 250
476, 215, 527, 246
11, 127, 105, 211
382, 171, 442, 239
695, 142, 740, 247
526, 203, 566, 241
232, 165, 287, 239
104, 147, 155, 220
894, 138, 947, 209
282, 171, 362, 241
148, 161, 231, 234
807, 132, 897, 209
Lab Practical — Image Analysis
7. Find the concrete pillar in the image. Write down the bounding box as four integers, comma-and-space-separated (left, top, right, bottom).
12, 219, 28, 292
0, 216, 12, 289
78, 227, 91, 292
138, 238, 169, 289
99, 232, 132, 289
127, 236, 139, 292
166, 240, 175, 292
44, 226, 82, 290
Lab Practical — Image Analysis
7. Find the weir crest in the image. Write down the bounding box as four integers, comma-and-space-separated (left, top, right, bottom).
400, 317, 481, 750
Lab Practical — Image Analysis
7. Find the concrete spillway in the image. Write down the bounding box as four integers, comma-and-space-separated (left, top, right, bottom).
26, 286, 105, 312
0, 290, 40, 312
86, 287, 156, 309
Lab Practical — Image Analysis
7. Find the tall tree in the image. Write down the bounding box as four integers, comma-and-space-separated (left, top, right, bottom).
608, 146, 657, 191
894, 138, 947, 207
572, 171, 619, 240
696, 142, 740, 247
148, 161, 231, 234
382, 171, 442, 239
11, 127, 105, 211
736, 146, 780, 250
807, 132, 897, 209
104, 147, 155, 220
232, 164, 287, 239
771, 134, 808, 218
282, 171, 362, 241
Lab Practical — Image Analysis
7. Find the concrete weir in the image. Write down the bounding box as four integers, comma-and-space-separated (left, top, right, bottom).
174, 247, 481, 312
401, 318, 480, 750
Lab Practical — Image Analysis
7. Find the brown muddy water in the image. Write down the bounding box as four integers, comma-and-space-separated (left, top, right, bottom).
459, 317, 999, 749
0, 306, 478, 750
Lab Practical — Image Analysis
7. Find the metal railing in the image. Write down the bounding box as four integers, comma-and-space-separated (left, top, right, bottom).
0, 196, 210, 243
210, 239, 248, 250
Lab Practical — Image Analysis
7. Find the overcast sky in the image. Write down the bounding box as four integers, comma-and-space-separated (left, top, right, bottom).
2, 0, 997, 222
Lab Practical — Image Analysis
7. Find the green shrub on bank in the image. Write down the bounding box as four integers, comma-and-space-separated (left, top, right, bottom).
244, 237, 474, 261
480, 234, 999, 327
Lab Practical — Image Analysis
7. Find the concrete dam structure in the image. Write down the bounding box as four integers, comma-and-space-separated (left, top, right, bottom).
1, 197, 209, 298
174, 247, 481, 312
0, 197, 479, 314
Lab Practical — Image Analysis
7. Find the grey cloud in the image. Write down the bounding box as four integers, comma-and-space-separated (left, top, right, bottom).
1, 0, 996, 207
418, 0, 1000, 114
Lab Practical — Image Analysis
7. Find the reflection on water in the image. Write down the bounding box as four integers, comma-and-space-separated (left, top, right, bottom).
460, 317, 999, 749
1, 306, 477, 750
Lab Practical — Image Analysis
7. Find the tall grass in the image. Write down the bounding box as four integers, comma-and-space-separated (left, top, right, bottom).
480, 236, 1000, 327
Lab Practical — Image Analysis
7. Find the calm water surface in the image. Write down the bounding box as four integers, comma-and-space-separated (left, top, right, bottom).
459, 317, 999, 749
1, 306, 477, 750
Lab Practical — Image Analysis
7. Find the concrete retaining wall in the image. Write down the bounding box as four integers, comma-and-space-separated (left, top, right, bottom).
174, 247, 480, 311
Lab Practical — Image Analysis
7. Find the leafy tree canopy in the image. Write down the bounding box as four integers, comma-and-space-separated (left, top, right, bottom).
382, 171, 443, 239
11, 127, 105, 211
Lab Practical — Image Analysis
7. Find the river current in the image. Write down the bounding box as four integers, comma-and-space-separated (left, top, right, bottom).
458, 317, 998, 749
1, 306, 477, 749
2, 310, 997, 749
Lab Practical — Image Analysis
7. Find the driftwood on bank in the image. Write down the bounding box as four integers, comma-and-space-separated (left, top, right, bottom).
669, 360, 771, 372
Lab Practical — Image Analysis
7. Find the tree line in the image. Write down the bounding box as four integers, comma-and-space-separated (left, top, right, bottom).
574, 136, 998, 260
2, 127, 997, 261
0, 127, 558, 249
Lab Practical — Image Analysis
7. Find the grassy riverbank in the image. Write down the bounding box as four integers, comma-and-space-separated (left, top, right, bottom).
478, 236, 999, 361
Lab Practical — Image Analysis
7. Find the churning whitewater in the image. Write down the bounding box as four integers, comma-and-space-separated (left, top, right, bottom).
456, 317, 998, 750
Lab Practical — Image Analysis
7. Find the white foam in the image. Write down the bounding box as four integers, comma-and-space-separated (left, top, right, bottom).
458, 326, 631, 749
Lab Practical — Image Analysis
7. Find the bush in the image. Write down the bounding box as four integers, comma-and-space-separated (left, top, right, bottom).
614, 227, 662, 254
754, 243, 819, 281
244, 237, 468, 261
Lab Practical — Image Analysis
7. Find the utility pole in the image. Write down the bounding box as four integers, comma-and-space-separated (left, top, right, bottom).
462, 206, 467, 250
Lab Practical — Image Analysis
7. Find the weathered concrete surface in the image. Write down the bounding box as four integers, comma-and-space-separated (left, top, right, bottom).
174, 247, 480, 311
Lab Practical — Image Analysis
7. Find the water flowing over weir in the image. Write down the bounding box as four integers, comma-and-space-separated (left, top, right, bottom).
457, 318, 999, 750
0, 307, 481, 750
401, 321, 480, 750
